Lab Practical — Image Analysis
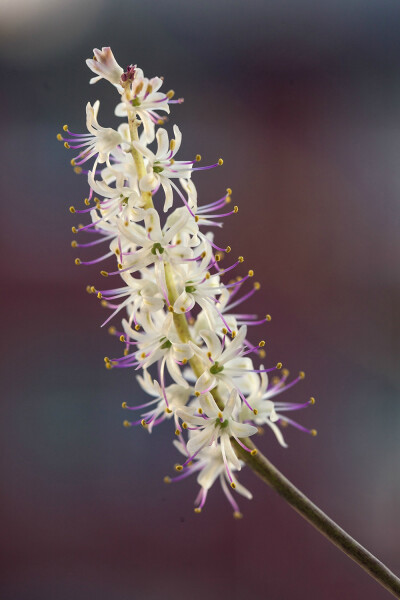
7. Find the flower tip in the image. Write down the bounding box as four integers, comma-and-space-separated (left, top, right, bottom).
218, 158, 223, 166
69, 206, 76, 214
250, 449, 258, 456
141, 419, 148, 428
310, 397, 316, 405
64, 142, 70, 149
74, 258, 81, 265
63, 124, 68, 131
121, 401, 127, 409
175, 464, 183, 472
56, 133, 63, 141
311, 429, 318, 437
276, 362, 283, 370
100, 270, 108, 277
230, 482, 236, 489
299, 371, 306, 379
195, 154, 202, 162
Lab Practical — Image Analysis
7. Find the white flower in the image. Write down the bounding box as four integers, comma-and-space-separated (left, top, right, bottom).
169, 439, 252, 516
60, 101, 123, 171
116, 71, 171, 143
86, 47, 124, 89
176, 390, 257, 485
122, 370, 191, 432
133, 125, 192, 212
189, 326, 253, 396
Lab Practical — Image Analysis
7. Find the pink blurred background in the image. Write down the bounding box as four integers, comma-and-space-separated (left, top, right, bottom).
0, 1, 399, 598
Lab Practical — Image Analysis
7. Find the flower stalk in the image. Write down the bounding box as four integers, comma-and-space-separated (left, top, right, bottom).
60, 46, 400, 597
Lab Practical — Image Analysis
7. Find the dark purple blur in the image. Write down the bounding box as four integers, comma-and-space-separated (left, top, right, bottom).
0, 1, 399, 599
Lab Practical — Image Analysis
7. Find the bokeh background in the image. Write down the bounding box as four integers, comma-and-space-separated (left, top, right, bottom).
0, 1, 399, 598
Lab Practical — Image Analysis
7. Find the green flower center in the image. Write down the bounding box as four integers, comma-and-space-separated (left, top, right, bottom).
210, 361, 224, 375
185, 285, 196, 294
151, 242, 164, 255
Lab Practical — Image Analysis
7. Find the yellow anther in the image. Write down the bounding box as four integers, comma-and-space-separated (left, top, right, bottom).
104, 356, 110, 363
170, 158, 175, 165
97, 292, 102, 299
74, 258, 81, 265
310, 397, 316, 405
135, 324, 140, 331
281, 368, 289, 377
140, 352, 146, 359
198, 408, 203, 414
90, 286, 96, 294
194, 507, 202, 513
225, 246, 231, 253
123, 348, 129, 356
164, 476, 171, 484
180, 307, 185, 312
170, 139, 176, 151
248, 270, 254, 277
86, 285, 92, 294
265, 314, 271, 321
69, 206, 76, 214
175, 464, 183, 472
141, 419, 147, 428
195, 391, 200, 397
280, 419, 288, 428
233, 206, 238, 213
73, 167, 82, 174
222, 328, 228, 335
135, 81, 144, 94
299, 371, 306, 379
70, 159, 76, 166
115, 248, 120, 256
119, 335, 125, 342
122, 402, 127, 409
101, 300, 107, 308
105, 362, 112, 369
63, 124, 68, 131
175, 429, 181, 436
207, 351, 212, 358
231, 331, 237, 339
182, 358, 187, 365
168, 305, 174, 312
311, 429, 318, 437
276, 362, 283, 370
117, 263, 122, 269
230, 482, 236, 489
123, 420, 131, 428
146, 83, 153, 95
233, 511, 243, 519
238, 256, 244, 263
56, 133, 63, 141
71, 226, 77, 234
215, 254, 221, 262
64, 142, 70, 149
166, 408, 173, 414
182, 422, 188, 429
253, 409, 258, 416
98, 270, 108, 278
218, 158, 223, 165
218, 412, 223, 420
258, 340, 265, 347
259, 350, 266, 358
205, 272, 210, 279
166, 89, 175, 99
257, 426, 265, 436
84, 198, 90, 206
195, 215, 199, 222
226, 188, 232, 195
195, 154, 201, 162
250, 449, 258, 456
71, 240, 78, 248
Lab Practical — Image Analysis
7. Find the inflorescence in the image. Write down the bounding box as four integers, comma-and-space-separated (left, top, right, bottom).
60, 47, 316, 517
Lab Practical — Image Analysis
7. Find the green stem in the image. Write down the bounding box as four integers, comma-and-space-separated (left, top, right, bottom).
234, 437, 400, 598
164, 262, 400, 598
132, 126, 400, 598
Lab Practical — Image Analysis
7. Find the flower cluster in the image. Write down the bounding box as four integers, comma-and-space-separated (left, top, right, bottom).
60, 47, 316, 517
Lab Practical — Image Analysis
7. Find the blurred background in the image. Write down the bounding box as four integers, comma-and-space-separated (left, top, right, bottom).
0, 0, 399, 598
